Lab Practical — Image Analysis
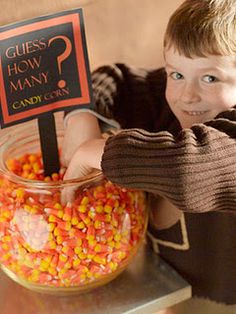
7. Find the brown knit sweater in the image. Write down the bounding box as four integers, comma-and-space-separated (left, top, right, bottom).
89, 64, 236, 303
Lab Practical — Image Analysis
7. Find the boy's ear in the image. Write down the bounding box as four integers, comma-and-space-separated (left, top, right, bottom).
0, 0, 88, 25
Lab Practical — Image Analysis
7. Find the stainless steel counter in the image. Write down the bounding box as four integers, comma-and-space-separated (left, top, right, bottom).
0, 243, 191, 314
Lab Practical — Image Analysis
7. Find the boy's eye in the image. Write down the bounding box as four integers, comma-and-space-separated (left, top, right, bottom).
202, 75, 218, 83
170, 72, 183, 80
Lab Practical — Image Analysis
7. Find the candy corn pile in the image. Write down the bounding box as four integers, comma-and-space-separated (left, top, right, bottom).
0, 153, 146, 288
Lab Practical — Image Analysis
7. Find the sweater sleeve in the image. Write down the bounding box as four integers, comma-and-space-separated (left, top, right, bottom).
91, 64, 124, 120
65, 63, 179, 132
101, 108, 236, 213
91, 64, 177, 132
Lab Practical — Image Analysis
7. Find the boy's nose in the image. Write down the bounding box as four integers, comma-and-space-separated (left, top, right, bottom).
180, 83, 201, 103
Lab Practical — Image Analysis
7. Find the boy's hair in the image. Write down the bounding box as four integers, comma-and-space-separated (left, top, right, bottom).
164, 0, 236, 57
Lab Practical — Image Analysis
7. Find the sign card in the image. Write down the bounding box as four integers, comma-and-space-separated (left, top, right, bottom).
0, 8, 93, 128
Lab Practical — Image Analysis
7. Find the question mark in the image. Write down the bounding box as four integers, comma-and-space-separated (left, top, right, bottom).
48, 35, 72, 88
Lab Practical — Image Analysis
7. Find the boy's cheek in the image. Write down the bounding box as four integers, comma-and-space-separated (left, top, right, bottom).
165, 87, 176, 108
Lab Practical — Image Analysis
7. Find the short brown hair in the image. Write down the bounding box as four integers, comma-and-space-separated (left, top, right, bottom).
164, 0, 236, 57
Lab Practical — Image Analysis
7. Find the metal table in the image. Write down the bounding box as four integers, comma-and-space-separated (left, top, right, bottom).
0, 243, 191, 314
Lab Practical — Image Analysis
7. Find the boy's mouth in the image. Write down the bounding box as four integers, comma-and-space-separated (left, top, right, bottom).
183, 110, 208, 116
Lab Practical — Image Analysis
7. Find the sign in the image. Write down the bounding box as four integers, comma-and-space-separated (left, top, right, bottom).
0, 9, 93, 128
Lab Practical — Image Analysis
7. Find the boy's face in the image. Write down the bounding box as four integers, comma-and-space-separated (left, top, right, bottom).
164, 47, 236, 128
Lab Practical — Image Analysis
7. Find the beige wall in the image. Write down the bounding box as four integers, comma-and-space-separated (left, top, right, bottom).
1, 0, 183, 69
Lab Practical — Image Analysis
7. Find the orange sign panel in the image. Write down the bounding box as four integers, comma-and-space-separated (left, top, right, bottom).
0, 9, 93, 127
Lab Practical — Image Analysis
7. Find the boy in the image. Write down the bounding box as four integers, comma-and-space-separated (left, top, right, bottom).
62, 0, 236, 312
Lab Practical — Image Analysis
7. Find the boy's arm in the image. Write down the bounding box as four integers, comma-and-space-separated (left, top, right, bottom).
62, 64, 158, 165
61, 64, 123, 166
101, 108, 236, 213
61, 112, 102, 167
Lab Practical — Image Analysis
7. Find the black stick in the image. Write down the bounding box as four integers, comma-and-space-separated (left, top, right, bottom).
38, 113, 60, 176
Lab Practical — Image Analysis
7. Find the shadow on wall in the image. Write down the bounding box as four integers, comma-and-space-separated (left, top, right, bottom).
1, 0, 183, 69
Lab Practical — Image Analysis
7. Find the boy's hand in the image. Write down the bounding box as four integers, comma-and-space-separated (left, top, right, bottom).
61, 112, 102, 167
61, 138, 106, 205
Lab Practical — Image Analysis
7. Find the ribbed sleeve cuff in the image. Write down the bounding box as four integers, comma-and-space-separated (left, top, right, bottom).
101, 126, 236, 214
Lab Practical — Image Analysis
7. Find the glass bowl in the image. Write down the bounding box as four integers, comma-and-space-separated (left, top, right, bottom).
0, 119, 147, 295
